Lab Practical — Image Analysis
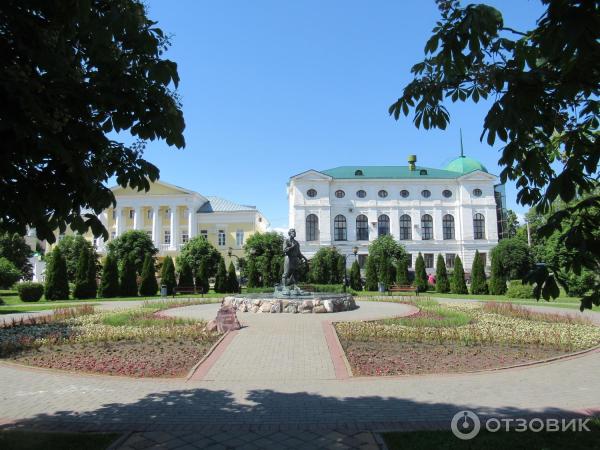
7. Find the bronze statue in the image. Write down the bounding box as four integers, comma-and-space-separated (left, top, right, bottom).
281, 228, 308, 287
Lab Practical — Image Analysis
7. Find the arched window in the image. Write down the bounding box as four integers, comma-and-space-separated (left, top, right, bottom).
356, 215, 369, 241
378, 214, 390, 236
334, 215, 347, 241
399, 214, 412, 240
306, 214, 319, 241
443, 214, 455, 240
473, 213, 486, 239
421, 214, 433, 240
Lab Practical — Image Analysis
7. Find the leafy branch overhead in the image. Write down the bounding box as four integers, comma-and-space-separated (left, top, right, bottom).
390, 0, 600, 310
0, 0, 185, 242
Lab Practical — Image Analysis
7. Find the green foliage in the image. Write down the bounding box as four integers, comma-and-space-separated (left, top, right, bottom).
177, 258, 194, 287
435, 254, 450, 293
227, 261, 240, 293
243, 232, 284, 287
44, 247, 69, 300
490, 238, 533, 281
73, 247, 96, 299
308, 247, 345, 284
194, 259, 209, 294
99, 254, 120, 298
367, 235, 407, 288
55, 235, 94, 282
564, 271, 595, 297
139, 254, 158, 296
364, 255, 378, 291
450, 255, 467, 295
119, 256, 138, 297
396, 257, 409, 286
414, 253, 428, 292
0, 257, 21, 289
107, 230, 158, 275
16, 281, 44, 302
1, 0, 185, 243
245, 287, 275, 294
0, 232, 33, 279
506, 280, 535, 299
160, 256, 176, 295
214, 258, 227, 293
302, 284, 346, 293
350, 260, 362, 291
470, 251, 488, 295
178, 236, 221, 281
488, 251, 507, 295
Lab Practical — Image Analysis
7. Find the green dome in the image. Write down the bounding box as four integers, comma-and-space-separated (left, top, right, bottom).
444, 156, 488, 174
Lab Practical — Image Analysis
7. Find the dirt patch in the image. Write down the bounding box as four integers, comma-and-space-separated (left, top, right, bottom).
341, 340, 571, 376
11, 337, 219, 378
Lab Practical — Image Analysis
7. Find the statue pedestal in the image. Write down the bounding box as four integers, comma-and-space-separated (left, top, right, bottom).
273, 284, 312, 299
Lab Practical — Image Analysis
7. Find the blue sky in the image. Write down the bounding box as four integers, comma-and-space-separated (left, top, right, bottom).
140, 0, 545, 229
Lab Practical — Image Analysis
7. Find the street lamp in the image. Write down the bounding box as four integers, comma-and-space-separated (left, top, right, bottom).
227, 247, 241, 293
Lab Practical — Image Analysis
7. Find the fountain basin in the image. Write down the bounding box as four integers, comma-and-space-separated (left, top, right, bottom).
222, 293, 357, 314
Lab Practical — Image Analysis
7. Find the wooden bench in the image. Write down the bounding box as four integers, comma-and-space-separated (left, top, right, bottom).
173, 286, 201, 296
298, 284, 316, 292
389, 284, 418, 296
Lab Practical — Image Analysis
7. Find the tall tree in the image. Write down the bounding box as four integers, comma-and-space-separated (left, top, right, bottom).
0, 0, 185, 242
0, 232, 33, 279
160, 256, 176, 295
139, 254, 158, 296
367, 235, 407, 287
195, 259, 209, 294
107, 230, 158, 275
214, 258, 227, 293
177, 236, 221, 282
73, 246, 94, 299
0, 257, 22, 289
308, 247, 345, 285
55, 235, 95, 282
177, 258, 194, 288
470, 250, 489, 295
349, 260, 362, 291
435, 254, 450, 293
390, 0, 600, 309
99, 254, 119, 298
364, 256, 378, 291
396, 257, 409, 286
243, 232, 284, 287
227, 261, 239, 293
86, 249, 98, 298
488, 251, 507, 295
44, 247, 69, 300
450, 255, 468, 295
119, 255, 138, 297
414, 253, 428, 292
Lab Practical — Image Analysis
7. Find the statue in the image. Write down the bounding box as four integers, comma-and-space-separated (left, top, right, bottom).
281, 228, 308, 289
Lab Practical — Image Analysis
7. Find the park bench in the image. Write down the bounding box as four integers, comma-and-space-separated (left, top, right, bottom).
172, 285, 201, 296
298, 284, 316, 292
389, 284, 418, 296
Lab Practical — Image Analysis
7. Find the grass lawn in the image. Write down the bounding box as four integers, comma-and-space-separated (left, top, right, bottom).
0, 430, 119, 450
382, 419, 600, 450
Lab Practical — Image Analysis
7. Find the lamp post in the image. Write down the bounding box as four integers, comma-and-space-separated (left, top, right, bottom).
227, 247, 241, 293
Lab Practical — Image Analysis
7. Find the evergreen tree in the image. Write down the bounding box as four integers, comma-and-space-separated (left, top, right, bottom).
139, 254, 158, 296
99, 253, 119, 298
488, 251, 507, 295
160, 256, 176, 295
177, 258, 194, 288
335, 254, 346, 285
349, 260, 362, 291
44, 247, 69, 300
73, 246, 91, 299
396, 257, 409, 286
470, 250, 489, 294
120, 255, 138, 297
414, 253, 428, 292
378, 257, 389, 289
450, 255, 468, 294
214, 258, 227, 293
364, 255, 378, 291
195, 259, 209, 294
86, 249, 98, 298
435, 254, 450, 293
227, 261, 239, 293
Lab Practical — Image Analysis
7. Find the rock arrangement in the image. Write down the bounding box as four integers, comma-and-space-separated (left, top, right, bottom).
222, 294, 357, 314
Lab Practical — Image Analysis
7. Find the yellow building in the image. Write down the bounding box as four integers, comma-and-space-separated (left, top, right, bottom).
52, 180, 269, 264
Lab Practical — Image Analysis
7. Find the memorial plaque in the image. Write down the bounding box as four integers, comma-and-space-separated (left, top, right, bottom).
215, 306, 241, 333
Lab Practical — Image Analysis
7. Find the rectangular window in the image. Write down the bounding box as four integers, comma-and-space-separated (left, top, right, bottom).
200, 230, 208, 240
236, 230, 244, 247
164, 230, 171, 245
480, 252, 487, 267
424, 253, 434, 269
406, 254, 412, 268
218, 230, 226, 246
446, 253, 455, 269
110, 231, 116, 240
129, 209, 135, 219
358, 254, 367, 269
164, 208, 171, 220
182, 231, 189, 244
112, 210, 116, 220
147, 209, 152, 220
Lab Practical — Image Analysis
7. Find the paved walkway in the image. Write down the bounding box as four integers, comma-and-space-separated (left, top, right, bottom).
1, 300, 599, 449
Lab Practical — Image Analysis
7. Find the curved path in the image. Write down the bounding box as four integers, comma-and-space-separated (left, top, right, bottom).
1, 300, 599, 447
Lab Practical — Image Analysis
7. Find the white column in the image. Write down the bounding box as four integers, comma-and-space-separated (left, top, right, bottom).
133, 206, 142, 230
187, 207, 196, 239
152, 206, 161, 248
115, 206, 123, 236
170, 205, 178, 250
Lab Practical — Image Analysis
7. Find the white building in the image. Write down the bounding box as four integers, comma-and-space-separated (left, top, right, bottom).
288, 154, 506, 273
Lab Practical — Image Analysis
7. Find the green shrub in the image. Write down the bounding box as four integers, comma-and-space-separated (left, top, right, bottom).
565, 271, 595, 297
245, 287, 275, 293
214, 258, 227, 293
139, 254, 158, 296
300, 283, 345, 293
120, 255, 138, 297
364, 256, 378, 291
470, 250, 488, 295
194, 259, 209, 294
435, 254, 450, 293
16, 281, 44, 302
227, 261, 239, 293
308, 247, 345, 284
396, 257, 409, 286
45, 247, 70, 300
73, 247, 96, 299
488, 251, 507, 295
450, 255, 468, 294
160, 256, 176, 295
506, 280, 535, 299
99, 253, 119, 298
177, 258, 194, 287
0, 257, 21, 289
414, 253, 428, 292
350, 260, 362, 291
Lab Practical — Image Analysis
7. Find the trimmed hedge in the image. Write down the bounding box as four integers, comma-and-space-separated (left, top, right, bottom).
16, 281, 44, 302
506, 280, 535, 299
245, 287, 275, 294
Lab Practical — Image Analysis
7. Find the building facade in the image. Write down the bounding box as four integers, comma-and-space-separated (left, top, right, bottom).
51, 181, 269, 263
288, 155, 506, 273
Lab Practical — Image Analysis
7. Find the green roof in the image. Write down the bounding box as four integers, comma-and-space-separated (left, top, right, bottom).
320, 166, 462, 179
444, 156, 488, 174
